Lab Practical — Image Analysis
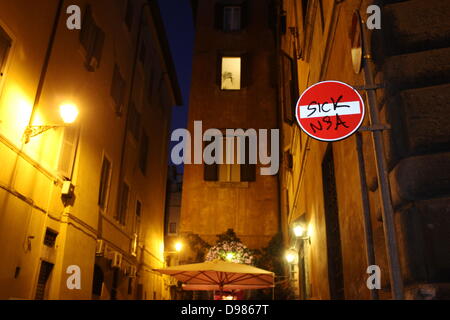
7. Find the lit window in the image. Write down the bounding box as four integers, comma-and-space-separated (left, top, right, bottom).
221, 57, 241, 90
223, 6, 241, 31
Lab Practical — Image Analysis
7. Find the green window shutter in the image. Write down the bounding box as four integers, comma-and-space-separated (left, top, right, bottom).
240, 137, 256, 182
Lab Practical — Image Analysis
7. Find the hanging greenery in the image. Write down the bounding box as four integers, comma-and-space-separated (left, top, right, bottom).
205, 229, 255, 265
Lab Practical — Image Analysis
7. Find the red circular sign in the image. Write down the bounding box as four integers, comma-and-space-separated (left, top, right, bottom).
295, 80, 365, 142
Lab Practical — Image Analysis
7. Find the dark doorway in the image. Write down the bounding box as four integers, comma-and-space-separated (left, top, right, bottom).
35, 261, 54, 300
92, 264, 104, 299
322, 145, 345, 299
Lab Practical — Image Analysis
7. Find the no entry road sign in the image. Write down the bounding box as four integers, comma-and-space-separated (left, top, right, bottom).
295, 80, 365, 142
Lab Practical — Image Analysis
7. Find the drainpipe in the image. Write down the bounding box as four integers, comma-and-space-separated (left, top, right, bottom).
355, 132, 378, 300
360, 13, 404, 299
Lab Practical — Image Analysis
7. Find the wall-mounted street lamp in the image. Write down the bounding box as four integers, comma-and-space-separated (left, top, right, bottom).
293, 222, 310, 243
23, 103, 79, 144
165, 241, 184, 267
285, 248, 298, 264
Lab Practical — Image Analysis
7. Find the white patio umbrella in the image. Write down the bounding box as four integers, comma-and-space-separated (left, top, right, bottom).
154, 260, 274, 293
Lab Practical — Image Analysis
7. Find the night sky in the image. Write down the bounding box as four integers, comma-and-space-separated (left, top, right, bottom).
158, 0, 194, 168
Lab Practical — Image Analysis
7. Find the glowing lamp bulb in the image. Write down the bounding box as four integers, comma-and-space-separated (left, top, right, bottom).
226, 252, 234, 261
59, 103, 79, 124
285, 249, 297, 264
175, 242, 183, 252
293, 225, 305, 238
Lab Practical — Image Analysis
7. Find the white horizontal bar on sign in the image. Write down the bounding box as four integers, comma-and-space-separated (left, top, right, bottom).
299, 101, 361, 119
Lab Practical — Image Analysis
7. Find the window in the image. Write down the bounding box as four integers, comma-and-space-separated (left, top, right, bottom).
302, 0, 309, 23
35, 261, 54, 300
117, 182, 129, 225
132, 201, 140, 256
146, 68, 155, 105
124, 0, 134, 30
128, 103, 141, 141
98, 156, 112, 210
110, 64, 126, 115
58, 127, 79, 179
282, 53, 298, 123
43, 229, 58, 248
219, 163, 241, 182
134, 200, 142, 235
203, 134, 256, 182
223, 6, 241, 31
168, 222, 177, 234
215, 2, 248, 31
79, 5, 105, 71
221, 57, 241, 90
0, 26, 12, 78
139, 42, 146, 65
92, 264, 104, 298
128, 278, 133, 295
139, 132, 149, 174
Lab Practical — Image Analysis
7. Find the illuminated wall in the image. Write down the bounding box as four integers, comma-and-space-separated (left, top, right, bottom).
0, 0, 180, 300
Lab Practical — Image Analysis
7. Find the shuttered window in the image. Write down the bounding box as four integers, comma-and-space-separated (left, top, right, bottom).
169, 222, 177, 234
139, 132, 149, 174
204, 138, 218, 181
128, 102, 140, 141
134, 200, 141, 235
139, 42, 146, 65
43, 229, 58, 248
240, 136, 256, 182
0, 26, 12, 78
124, 0, 134, 31
35, 261, 54, 300
282, 53, 298, 123
224, 6, 241, 31
117, 182, 129, 225
58, 127, 79, 179
204, 134, 256, 182
111, 64, 126, 115
215, 1, 248, 31
98, 156, 112, 210
79, 5, 105, 71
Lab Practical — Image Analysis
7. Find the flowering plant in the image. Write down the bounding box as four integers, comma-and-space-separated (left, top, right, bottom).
205, 240, 254, 265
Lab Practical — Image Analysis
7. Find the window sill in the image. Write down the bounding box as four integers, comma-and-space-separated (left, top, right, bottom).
206, 181, 249, 188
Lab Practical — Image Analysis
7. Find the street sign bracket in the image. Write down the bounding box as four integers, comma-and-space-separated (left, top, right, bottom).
353, 84, 384, 91
358, 124, 391, 132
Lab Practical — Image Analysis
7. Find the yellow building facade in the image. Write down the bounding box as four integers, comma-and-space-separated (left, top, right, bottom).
0, 0, 181, 300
